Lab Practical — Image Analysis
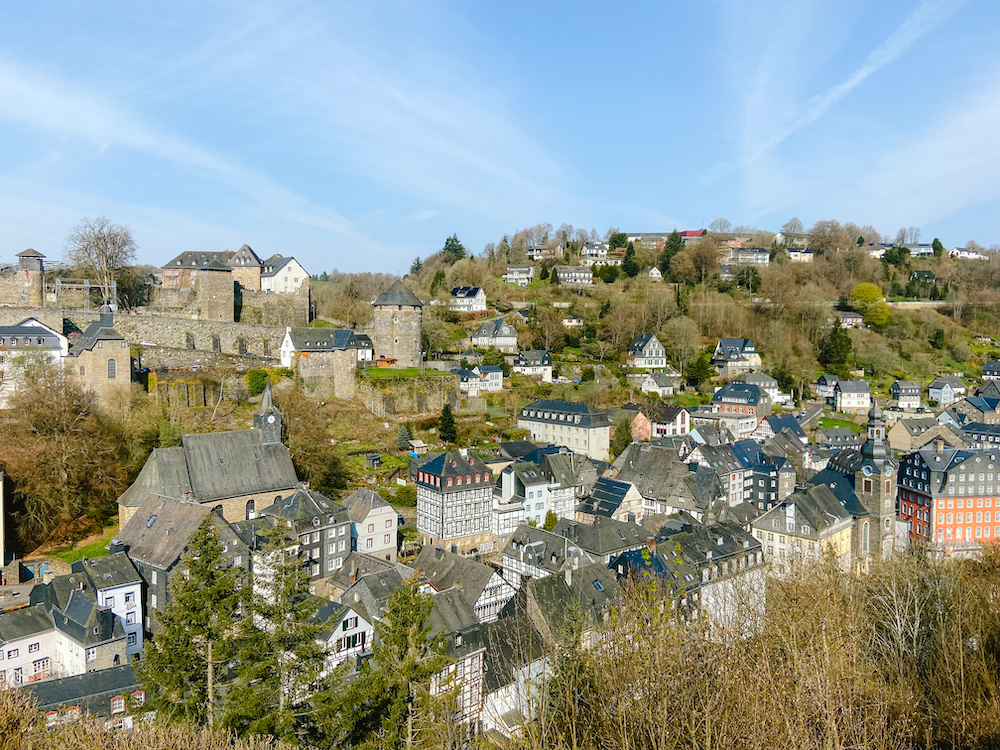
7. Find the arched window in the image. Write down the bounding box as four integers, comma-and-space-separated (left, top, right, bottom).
79, 365, 85, 376
107, 359, 116, 379
862, 522, 870, 553
246, 499, 256, 520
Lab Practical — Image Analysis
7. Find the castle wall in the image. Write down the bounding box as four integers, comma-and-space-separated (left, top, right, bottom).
0, 267, 43, 308
295, 347, 356, 400
195, 271, 235, 323
237, 278, 310, 327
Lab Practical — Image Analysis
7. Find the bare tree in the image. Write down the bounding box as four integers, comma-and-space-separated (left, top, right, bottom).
65, 216, 137, 304
709, 217, 732, 233
906, 226, 922, 244
781, 217, 804, 237
536, 307, 566, 351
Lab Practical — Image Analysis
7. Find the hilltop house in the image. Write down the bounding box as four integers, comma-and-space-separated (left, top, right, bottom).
626, 334, 667, 371
512, 350, 552, 382
471, 318, 518, 353
630, 405, 690, 441
450, 287, 487, 314
711, 338, 762, 378
639, 370, 681, 397
553, 266, 593, 285
929, 377, 967, 407
711, 381, 772, 419
503, 266, 535, 286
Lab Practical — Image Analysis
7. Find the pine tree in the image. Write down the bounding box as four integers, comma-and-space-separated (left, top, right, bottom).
819, 321, 852, 367
544, 509, 558, 531
397, 423, 412, 451
439, 403, 457, 444
409, 257, 423, 275
137, 518, 245, 728
317, 576, 450, 748
659, 230, 684, 278
551, 267, 561, 285
622, 245, 639, 278
539, 265, 549, 281
223, 537, 326, 743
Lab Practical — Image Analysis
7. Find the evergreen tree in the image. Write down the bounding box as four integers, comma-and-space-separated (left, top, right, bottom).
441, 234, 466, 265
608, 232, 628, 251
622, 245, 639, 278
658, 230, 684, 277
409, 257, 423, 275
439, 403, 457, 443
397, 423, 412, 451
931, 328, 946, 350
819, 321, 852, 367
223, 537, 326, 743
551, 268, 561, 285
429, 269, 446, 296
318, 576, 450, 748
137, 519, 245, 728
932, 237, 945, 257
539, 265, 549, 281
684, 351, 716, 387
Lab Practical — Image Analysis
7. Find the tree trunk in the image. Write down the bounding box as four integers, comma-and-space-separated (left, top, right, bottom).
207, 639, 214, 730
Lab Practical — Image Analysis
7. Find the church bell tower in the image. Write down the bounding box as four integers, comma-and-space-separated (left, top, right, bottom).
254, 381, 283, 445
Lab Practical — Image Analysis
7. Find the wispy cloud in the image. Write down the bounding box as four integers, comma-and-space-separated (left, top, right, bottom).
743, 0, 966, 166
0, 56, 373, 249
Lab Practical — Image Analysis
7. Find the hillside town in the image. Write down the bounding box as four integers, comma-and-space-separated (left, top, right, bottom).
0, 220, 998, 748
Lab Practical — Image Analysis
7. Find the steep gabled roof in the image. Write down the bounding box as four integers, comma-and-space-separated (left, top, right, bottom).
341, 488, 390, 523
373, 280, 423, 308
117, 496, 213, 570
414, 546, 498, 609
260, 485, 348, 524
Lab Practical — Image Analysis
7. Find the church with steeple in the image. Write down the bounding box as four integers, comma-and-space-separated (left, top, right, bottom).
117, 379, 299, 528
810, 400, 903, 565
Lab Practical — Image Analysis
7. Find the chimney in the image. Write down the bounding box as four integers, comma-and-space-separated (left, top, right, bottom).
182, 491, 195, 503
934, 437, 944, 452
350, 559, 357, 584
435, 546, 445, 559
108, 539, 125, 555
565, 566, 572, 586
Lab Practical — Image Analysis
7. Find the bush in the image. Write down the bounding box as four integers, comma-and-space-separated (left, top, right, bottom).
581, 366, 595, 382
394, 486, 417, 506
246, 369, 268, 397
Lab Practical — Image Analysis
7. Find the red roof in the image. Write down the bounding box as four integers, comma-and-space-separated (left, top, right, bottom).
679, 230, 703, 237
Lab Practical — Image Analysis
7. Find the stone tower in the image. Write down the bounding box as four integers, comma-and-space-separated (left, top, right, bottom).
854, 400, 899, 561
195, 261, 235, 322
16, 248, 44, 308
370, 280, 423, 368
254, 381, 283, 445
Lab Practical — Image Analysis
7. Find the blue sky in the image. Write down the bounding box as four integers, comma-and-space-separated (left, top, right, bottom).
0, 0, 998, 273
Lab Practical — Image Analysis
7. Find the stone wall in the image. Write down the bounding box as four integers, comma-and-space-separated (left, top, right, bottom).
0, 267, 42, 308
295, 348, 356, 400
237, 279, 310, 327
196, 270, 236, 323
369, 302, 422, 368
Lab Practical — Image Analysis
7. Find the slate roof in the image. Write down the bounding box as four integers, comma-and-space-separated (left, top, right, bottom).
817, 427, 861, 446
260, 254, 296, 277
260, 485, 349, 524
428, 588, 480, 635
373, 280, 423, 308
646, 371, 680, 388
287, 328, 361, 351
836, 380, 871, 394
52, 592, 124, 647
414, 546, 498, 605
514, 350, 552, 367
763, 415, 806, 441
417, 450, 492, 492
117, 495, 213, 570
627, 333, 658, 354
528, 562, 618, 636
613, 442, 691, 502
473, 318, 516, 339
807, 469, 870, 517
762, 484, 858, 534
70, 309, 124, 355
164, 251, 230, 268
711, 381, 766, 406
551, 516, 646, 557
451, 286, 483, 299
502, 524, 596, 576
499, 441, 540, 460
963, 397, 1000, 413
0, 604, 53, 644
984, 360, 1000, 376
519, 399, 611, 428
342, 568, 411, 616
640, 404, 686, 425
70, 553, 142, 589
229, 244, 262, 266
897, 417, 939, 437
741, 371, 778, 387
27, 664, 138, 712
712, 338, 756, 362
341, 488, 390, 524
16, 248, 44, 258
327, 552, 415, 592
892, 381, 920, 396
482, 614, 545, 692
119, 430, 298, 508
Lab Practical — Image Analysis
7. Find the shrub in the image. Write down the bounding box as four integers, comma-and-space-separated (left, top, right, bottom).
246, 369, 268, 397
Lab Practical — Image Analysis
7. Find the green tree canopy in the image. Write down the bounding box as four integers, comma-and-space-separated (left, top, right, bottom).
481, 346, 511, 376
684, 350, 716, 386
608, 232, 628, 251
397, 423, 413, 451
622, 245, 639, 278
658, 230, 685, 278
440, 234, 466, 265
138, 519, 246, 728
849, 282, 890, 326
409, 257, 423, 275
318, 576, 450, 748
819, 321, 852, 367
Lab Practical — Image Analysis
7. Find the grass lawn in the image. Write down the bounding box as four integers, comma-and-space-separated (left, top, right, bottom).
818, 416, 862, 433
47, 523, 118, 564
365, 367, 453, 380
